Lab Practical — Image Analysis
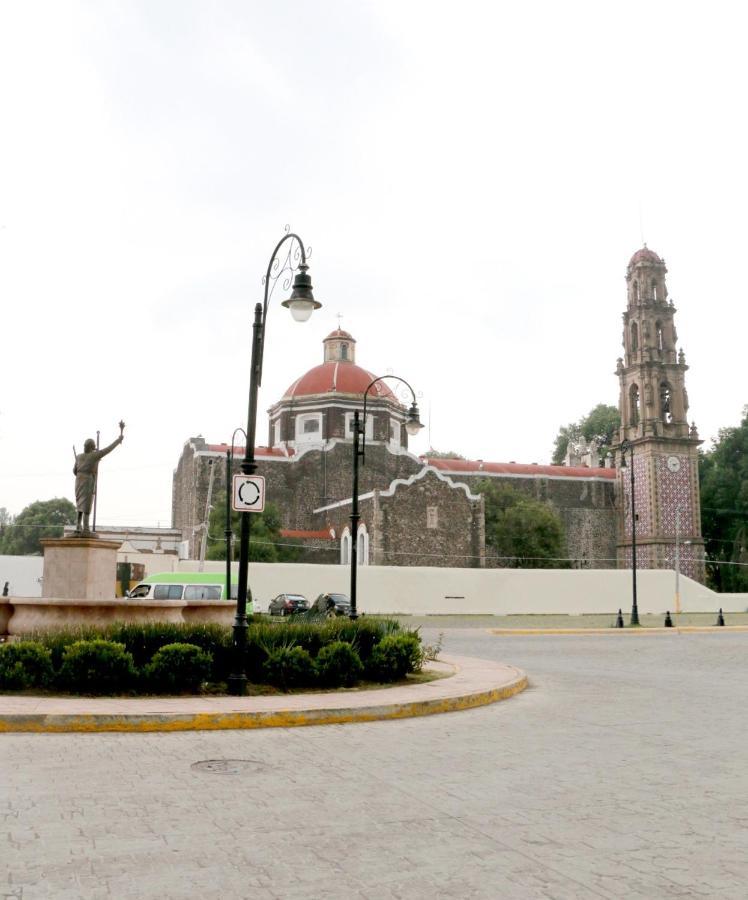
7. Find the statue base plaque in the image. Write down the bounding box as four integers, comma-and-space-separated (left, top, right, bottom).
41, 536, 121, 601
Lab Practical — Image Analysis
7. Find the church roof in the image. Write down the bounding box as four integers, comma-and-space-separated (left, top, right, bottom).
207, 444, 295, 458
282, 362, 396, 400
628, 246, 663, 267
422, 458, 616, 480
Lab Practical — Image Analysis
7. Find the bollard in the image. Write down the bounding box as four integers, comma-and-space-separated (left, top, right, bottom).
716, 608, 725, 626
616, 609, 624, 628
664, 611, 673, 627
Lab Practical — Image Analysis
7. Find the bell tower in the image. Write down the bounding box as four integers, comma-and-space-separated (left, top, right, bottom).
613, 246, 705, 582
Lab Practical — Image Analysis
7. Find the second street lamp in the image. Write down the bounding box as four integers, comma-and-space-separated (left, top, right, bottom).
619, 440, 640, 626
228, 230, 321, 696
349, 376, 423, 619
224, 427, 247, 608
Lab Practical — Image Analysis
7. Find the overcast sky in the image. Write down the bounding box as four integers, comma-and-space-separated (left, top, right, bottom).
1, 0, 746, 527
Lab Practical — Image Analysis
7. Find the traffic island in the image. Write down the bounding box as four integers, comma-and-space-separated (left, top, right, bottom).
0, 655, 526, 733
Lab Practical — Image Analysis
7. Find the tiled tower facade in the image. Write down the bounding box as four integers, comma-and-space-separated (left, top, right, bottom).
613, 247, 705, 581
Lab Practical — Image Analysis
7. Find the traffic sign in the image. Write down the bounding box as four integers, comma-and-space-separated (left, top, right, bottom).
232, 474, 266, 513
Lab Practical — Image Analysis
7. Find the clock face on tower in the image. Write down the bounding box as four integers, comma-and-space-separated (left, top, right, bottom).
666, 455, 681, 473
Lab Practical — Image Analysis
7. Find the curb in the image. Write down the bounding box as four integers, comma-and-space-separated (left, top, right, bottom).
0, 657, 527, 734
489, 626, 748, 636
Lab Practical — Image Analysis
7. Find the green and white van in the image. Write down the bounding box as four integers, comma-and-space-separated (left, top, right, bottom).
127, 572, 248, 606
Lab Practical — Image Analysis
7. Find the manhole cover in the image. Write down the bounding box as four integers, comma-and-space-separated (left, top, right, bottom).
191, 758, 265, 775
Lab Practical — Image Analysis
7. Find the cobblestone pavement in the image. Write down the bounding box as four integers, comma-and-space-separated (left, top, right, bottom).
2, 629, 747, 899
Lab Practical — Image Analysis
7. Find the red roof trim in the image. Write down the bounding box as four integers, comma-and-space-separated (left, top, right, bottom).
421, 458, 616, 480
206, 444, 295, 458
280, 529, 335, 540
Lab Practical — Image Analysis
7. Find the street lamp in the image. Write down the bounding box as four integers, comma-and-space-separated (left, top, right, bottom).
349, 376, 423, 619
224, 427, 247, 609
228, 230, 321, 695
619, 440, 639, 626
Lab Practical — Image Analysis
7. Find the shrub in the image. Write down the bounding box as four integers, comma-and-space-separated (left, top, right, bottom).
367, 632, 423, 682
143, 643, 213, 693
23, 627, 103, 672
105, 622, 232, 676
262, 645, 316, 691
22, 623, 232, 683
315, 641, 363, 688
58, 640, 137, 695
0, 641, 54, 690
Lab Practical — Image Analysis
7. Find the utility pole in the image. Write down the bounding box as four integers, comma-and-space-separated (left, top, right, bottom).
198, 460, 216, 571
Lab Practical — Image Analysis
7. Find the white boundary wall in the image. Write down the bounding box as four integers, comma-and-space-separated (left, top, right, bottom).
0, 556, 44, 598
177, 561, 748, 615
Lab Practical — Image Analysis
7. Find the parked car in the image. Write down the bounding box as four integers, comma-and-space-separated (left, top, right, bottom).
268, 593, 310, 616
311, 592, 352, 617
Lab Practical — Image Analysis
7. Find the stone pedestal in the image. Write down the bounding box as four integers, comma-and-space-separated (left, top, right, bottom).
41, 537, 121, 601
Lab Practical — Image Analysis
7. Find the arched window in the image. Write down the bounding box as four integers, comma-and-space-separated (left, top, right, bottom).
357, 524, 369, 566
660, 382, 673, 423
341, 343, 348, 360
629, 384, 640, 426
340, 527, 351, 566
630, 321, 639, 353
633, 280, 639, 301
655, 320, 664, 352
652, 279, 658, 302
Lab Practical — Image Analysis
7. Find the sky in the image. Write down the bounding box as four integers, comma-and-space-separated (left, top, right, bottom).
1, 0, 746, 528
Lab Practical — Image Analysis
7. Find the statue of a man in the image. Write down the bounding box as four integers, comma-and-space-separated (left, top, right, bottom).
74, 422, 125, 533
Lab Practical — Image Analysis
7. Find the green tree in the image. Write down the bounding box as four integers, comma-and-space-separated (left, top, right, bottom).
205, 492, 300, 563
699, 406, 748, 592
0, 498, 76, 555
551, 403, 620, 465
551, 423, 582, 466
476, 480, 567, 568
425, 449, 466, 459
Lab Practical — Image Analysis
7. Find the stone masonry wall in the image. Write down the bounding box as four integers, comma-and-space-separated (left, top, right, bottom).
451, 472, 618, 569
315, 469, 485, 568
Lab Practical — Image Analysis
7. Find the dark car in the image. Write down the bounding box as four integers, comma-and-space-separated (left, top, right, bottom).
268, 593, 309, 616
311, 592, 352, 617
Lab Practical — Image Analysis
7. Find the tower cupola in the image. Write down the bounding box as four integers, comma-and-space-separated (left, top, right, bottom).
323, 328, 356, 363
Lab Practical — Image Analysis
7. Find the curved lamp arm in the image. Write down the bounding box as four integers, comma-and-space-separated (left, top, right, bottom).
256, 231, 319, 388
359, 375, 423, 462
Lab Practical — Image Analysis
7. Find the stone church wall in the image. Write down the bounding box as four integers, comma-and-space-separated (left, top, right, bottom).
449, 472, 618, 568
173, 439, 618, 566
314, 468, 485, 568
172, 439, 423, 558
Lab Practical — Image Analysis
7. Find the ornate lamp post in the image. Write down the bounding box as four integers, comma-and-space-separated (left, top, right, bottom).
349, 376, 423, 619
228, 230, 321, 695
619, 440, 640, 626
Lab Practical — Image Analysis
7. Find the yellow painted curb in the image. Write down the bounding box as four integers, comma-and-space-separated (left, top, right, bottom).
489, 626, 748, 636
0, 672, 528, 734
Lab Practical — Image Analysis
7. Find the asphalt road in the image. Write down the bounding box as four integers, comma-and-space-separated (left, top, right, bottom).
3, 627, 747, 899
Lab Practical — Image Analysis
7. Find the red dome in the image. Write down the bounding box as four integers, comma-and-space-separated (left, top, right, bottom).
283, 361, 397, 400
628, 246, 663, 267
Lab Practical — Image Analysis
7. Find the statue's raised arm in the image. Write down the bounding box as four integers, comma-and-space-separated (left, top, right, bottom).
73, 421, 125, 533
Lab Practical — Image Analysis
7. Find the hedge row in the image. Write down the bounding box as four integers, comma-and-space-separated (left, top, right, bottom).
0, 619, 422, 695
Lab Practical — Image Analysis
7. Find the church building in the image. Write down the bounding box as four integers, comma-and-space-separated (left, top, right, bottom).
171, 248, 703, 580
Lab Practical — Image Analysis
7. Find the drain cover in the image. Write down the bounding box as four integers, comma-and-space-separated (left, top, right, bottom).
191, 758, 265, 775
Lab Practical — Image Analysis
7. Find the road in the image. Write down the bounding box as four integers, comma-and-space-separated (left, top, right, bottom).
2, 627, 747, 898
